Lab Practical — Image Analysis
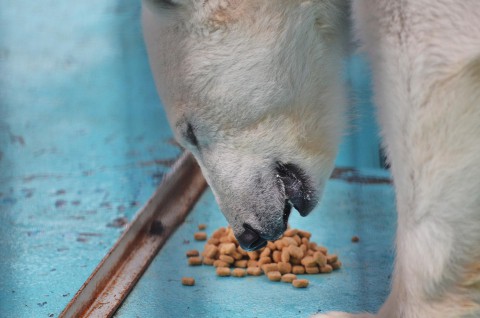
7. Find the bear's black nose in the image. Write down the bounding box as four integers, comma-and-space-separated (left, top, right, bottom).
237, 224, 267, 251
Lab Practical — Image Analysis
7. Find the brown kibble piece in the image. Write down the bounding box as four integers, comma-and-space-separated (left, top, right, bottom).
281, 273, 297, 283
247, 251, 259, 260
258, 256, 272, 266
272, 250, 282, 263
292, 265, 305, 275
351, 236, 360, 242
260, 247, 271, 258
305, 266, 320, 274
282, 237, 298, 247
203, 257, 215, 265
220, 243, 236, 255
216, 267, 231, 276
261, 263, 278, 274
292, 279, 309, 288
320, 264, 333, 273
331, 261, 342, 270
267, 271, 282, 282
278, 262, 292, 275
203, 245, 219, 258
281, 249, 290, 263
188, 257, 203, 266
293, 235, 302, 245
247, 267, 262, 276
316, 246, 328, 254
234, 260, 248, 268
231, 251, 243, 260
181, 277, 195, 286
247, 260, 258, 267
313, 252, 327, 267
288, 245, 304, 259
301, 256, 317, 268
212, 227, 226, 239
267, 241, 276, 250
232, 268, 246, 277
327, 254, 338, 264
207, 237, 220, 245
219, 255, 235, 264
237, 246, 248, 256
186, 250, 199, 257
213, 260, 230, 268
274, 240, 285, 250
194, 232, 207, 241
198, 224, 207, 230
297, 230, 311, 239
283, 229, 298, 237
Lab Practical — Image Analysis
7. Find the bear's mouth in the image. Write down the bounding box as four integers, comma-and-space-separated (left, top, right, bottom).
276, 162, 317, 217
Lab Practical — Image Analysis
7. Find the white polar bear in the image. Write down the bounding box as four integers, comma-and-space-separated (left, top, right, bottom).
142, 0, 480, 317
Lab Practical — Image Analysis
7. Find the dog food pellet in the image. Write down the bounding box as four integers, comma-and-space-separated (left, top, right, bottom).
207, 237, 220, 245
198, 224, 207, 230
305, 266, 320, 274
247, 267, 263, 276
258, 256, 272, 265
292, 265, 305, 275
331, 261, 342, 270
186, 250, 199, 257
292, 279, 309, 288
301, 256, 317, 267
216, 267, 231, 277
234, 260, 248, 268
203, 245, 219, 258
247, 260, 258, 267
320, 264, 333, 273
181, 277, 195, 286
281, 273, 297, 283
192, 225, 341, 288
272, 250, 282, 263
267, 271, 282, 282
351, 235, 360, 242
213, 260, 230, 268
219, 255, 235, 264
288, 245, 304, 259
327, 254, 338, 264
313, 252, 327, 266
297, 230, 311, 239
261, 263, 278, 274
247, 251, 259, 260
278, 262, 292, 274
188, 257, 203, 266
194, 232, 207, 241
284, 229, 298, 237
220, 243, 236, 255
232, 268, 247, 277
260, 247, 271, 258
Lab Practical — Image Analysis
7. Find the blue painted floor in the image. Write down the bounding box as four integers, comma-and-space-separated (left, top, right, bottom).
0, 1, 180, 317
115, 174, 395, 318
1, 1, 395, 317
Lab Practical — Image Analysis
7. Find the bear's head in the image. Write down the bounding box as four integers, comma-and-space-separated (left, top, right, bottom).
143, 0, 349, 250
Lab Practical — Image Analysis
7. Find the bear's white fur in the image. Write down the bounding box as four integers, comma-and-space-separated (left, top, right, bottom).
142, 1, 480, 317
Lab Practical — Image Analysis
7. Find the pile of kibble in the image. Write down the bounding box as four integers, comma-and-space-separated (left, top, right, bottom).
182, 224, 341, 288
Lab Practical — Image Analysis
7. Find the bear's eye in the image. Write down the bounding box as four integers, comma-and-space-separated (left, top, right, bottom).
184, 122, 199, 148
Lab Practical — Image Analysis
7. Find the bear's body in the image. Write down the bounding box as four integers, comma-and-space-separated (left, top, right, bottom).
143, 1, 480, 316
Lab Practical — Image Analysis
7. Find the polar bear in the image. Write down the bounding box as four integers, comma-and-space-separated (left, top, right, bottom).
142, 0, 480, 317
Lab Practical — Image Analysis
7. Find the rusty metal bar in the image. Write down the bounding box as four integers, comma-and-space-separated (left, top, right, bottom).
59, 152, 207, 318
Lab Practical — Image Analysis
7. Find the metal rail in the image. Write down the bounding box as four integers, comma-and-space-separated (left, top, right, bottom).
59, 152, 207, 318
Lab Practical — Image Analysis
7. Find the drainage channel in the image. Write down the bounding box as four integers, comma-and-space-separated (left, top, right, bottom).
60, 152, 207, 318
